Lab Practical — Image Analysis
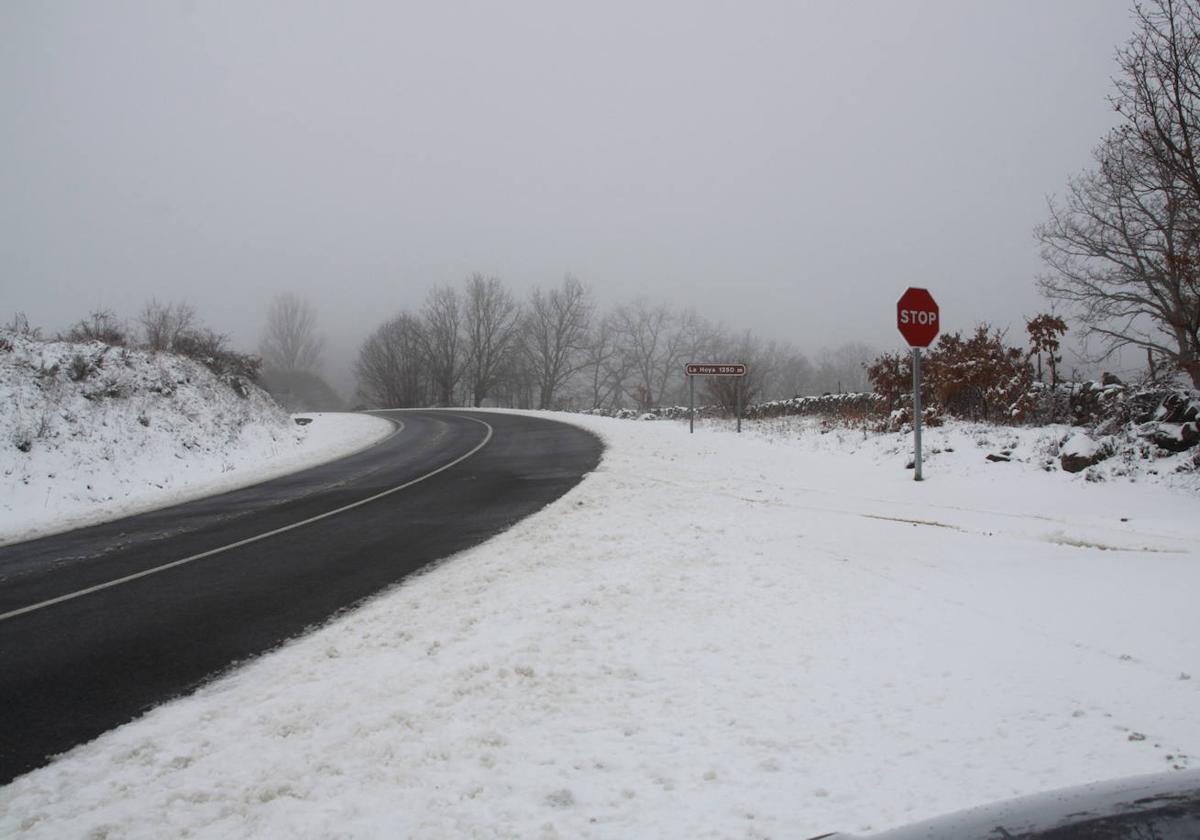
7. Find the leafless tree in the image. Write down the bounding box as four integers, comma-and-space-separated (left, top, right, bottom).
463, 274, 522, 407
760, 341, 814, 400
355, 312, 428, 407
493, 344, 537, 409
663, 308, 724, 405
580, 310, 629, 410
259, 292, 325, 373
1038, 0, 1200, 386
810, 342, 875, 394
704, 331, 765, 410
422, 284, 465, 406
1114, 0, 1200, 216
612, 300, 677, 410
524, 274, 593, 409
138, 298, 196, 352
1039, 130, 1200, 387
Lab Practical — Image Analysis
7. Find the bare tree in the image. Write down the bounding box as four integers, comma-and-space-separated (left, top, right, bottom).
811, 342, 875, 394
355, 312, 428, 407
1039, 131, 1200, 387
493, 343, 537, 409
260, 292, 325, 373
581, 310, 629, 410
1114, 0, 1200, 218
422, 284, 465, 406
525, 274, 593, 409
760, 341, 814, 400
705, 330, 765, 410
463, 274, 522, 407
662, 308, 723, 405
613, 300, 677, 410
138, 299, 196, 352
1038, 0, 1200, 386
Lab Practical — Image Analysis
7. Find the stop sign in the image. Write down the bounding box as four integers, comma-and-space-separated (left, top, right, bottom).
897, 287, 939, 347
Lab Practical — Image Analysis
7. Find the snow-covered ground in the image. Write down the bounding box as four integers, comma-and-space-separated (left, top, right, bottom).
0, 333, 393, 545
3, 412, 1198, 838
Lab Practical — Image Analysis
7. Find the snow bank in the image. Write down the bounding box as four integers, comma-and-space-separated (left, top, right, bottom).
2, 411, 1198, 838
0, 333, 393, 544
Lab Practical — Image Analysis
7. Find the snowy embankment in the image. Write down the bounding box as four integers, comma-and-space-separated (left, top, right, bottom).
0, 333, 393, 545
3, 412, 1199, 838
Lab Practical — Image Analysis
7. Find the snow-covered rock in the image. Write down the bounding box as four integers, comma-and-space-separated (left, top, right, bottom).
1060, 432, 1108, 473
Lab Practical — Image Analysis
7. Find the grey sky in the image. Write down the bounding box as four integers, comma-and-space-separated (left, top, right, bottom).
2, 1, 1134, 390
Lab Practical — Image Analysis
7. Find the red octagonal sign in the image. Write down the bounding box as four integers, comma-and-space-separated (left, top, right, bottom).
897, 287, 940, 348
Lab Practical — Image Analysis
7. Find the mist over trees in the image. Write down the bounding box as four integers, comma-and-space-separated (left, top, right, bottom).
356, 313, 429, 408
1038, 0, 1200, 387
42, 303, 261, 381
259, 293, 325, 374
138, 300, 196, 352
353, 275, 874, 411
422, 285, 466, 407
525, 275, 593, 409
258, 292, 341, 411
463, 274, 522, 407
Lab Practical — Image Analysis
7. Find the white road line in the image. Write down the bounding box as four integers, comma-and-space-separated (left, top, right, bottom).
0, 414, 493, 623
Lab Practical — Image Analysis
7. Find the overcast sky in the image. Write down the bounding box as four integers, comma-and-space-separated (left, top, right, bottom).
2, 1, 1136, 390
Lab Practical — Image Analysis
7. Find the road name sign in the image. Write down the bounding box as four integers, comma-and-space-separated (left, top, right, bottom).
897, 287, 940, 348
685, 364, 746, 376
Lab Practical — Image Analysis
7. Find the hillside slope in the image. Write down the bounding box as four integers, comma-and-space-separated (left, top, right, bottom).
0, 331, 391, 544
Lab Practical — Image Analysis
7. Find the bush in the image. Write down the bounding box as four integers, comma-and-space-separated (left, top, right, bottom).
5, 312, 42, 339
868, 325, 1033, 423
62, 309, 129, 347
174, 329, 262, 382
67, 354, 92, 382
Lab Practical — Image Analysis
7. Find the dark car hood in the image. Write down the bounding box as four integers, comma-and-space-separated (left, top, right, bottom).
820, 769, 1200, 839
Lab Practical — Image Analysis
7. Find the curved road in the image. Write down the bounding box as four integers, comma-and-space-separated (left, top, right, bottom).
0, 410, 602, 784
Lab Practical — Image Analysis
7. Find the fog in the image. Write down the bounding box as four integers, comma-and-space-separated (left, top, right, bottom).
2, 1, 1135, 396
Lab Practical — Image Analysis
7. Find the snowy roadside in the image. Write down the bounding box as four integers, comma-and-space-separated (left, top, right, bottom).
0, 412, 394, 546
0, 331, 396, 545
2, 411, 1198, 838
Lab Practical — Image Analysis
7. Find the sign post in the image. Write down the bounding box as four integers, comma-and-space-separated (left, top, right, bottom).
736, 378, 742, 433
896, 288, 939, 481
912, 347, 922, 480
689, 374, 696, 434
685, 363, 747, 434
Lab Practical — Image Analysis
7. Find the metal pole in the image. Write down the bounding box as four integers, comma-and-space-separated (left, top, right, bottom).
736, 377, 742, 433
913, 347, 923, 481
689, 374, 695, 434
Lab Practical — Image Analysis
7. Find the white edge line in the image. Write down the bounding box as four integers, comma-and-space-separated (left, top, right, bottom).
0, 414, 493, 622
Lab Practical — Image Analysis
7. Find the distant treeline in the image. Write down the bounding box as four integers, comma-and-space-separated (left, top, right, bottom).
353, 274, 876, 411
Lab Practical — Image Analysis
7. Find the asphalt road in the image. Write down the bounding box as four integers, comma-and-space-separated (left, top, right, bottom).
0, 410, 602, 785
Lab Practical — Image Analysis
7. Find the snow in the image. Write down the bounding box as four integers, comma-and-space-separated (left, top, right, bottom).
0, 333, 394, 545
2, 412, 1198, 838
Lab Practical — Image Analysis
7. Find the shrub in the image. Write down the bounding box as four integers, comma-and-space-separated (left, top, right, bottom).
67, 354, 92, 382
868, 325, 1034, 423
63, 309, 129, 347
5, 312, 42, 339
174, 329, 262, 382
